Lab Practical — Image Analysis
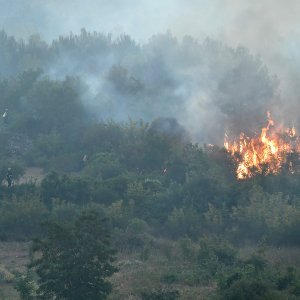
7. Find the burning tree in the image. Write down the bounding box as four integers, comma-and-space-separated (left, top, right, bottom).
224, 112, 300, 179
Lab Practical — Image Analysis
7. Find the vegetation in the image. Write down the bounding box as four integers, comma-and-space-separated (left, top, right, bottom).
21, 211, 117, 299
0, 29, 299, 299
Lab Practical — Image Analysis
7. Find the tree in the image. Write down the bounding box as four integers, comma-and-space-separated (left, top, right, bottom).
28, 210, 117, 299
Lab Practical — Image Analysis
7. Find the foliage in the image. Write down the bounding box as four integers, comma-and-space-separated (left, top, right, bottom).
217, 251, 300, 299
14, 271, 37, 300
0, 196, 48, 240
141, 288, 180, 300
232, 186, 300, 244
29, 210, 118, 299
0, 263, 14, 283
0, 28, 299, 300
83, 152, 123, 180
167, 207, 201, 239
220, 278, 275, 300
40, 172, 91, 206
197, 236, 237, 281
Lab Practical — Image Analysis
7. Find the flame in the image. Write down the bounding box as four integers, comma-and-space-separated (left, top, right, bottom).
224, 112, 300, 179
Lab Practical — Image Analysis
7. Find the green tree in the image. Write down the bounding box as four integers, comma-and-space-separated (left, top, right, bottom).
29, 211, 117, 299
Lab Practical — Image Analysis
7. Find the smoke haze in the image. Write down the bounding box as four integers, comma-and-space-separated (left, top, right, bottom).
0, 0, 299, 143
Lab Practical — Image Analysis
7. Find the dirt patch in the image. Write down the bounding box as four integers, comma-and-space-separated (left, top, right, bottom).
0, 242, 30, 272
18, 167, 45, 185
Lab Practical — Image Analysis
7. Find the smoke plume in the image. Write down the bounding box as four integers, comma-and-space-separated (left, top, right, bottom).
0, 0, 299, 144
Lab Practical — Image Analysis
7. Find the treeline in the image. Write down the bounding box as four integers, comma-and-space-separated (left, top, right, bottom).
0, 106, 299, 247
0, 29, 278, 141
0, 65, 298, 246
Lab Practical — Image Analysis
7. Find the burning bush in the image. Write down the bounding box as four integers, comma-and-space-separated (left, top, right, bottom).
225, 112, 300, 179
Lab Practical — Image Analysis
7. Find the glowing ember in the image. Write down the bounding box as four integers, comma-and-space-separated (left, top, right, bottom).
224, 112, 300, 179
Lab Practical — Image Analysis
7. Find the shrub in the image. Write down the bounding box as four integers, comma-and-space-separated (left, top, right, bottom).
0, 264, 14, 283
195, 237, 238, 283
40, 172, 91, 206
50, 199, 82, 224
166, 207, 201, 239
220, 278, 274, 300
231, 186, 300, 245
0, 196, 49, 240
178, 236, 196, 260
141, 288, 180, 300
127, 218, 149, 235
83, 152, 123, 180
160, 273, 179, 285
14, 271, 37, 300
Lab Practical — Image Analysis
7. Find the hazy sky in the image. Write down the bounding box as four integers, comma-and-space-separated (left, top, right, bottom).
1, 0, 300, 104
1, 1, 299, 69
1, 1, 299, 45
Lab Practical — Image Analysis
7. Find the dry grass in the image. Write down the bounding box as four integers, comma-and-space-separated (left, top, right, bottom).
0, 242, 30, 271
0, 242, 30, 300
17, 167, 45, 185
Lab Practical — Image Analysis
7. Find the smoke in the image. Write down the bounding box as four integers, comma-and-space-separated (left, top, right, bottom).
0, 0, 299, 143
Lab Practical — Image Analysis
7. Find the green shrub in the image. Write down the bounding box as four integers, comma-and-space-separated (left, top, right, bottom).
0, 264, 14, 283
0, 196, 49, 240
40, 172, 91, 206
127, 218, 149, 235
141, 288, 180, 300
166, 207, 201, 239
160, 273, 179, 284
51, 199, 82, 224
178, 236, 196, 260
198, 236, 237, 268
220, 278, 274, 300
14, 271, 37, 300
140, 247, 150, 261
231, 186, 300, 245
277, 267, 300, 296
83, 152, 123, 180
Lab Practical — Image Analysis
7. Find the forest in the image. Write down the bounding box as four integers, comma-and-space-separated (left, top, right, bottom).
0, 30, 299, 299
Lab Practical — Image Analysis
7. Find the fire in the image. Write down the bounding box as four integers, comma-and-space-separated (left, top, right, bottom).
224, 112, 300, 179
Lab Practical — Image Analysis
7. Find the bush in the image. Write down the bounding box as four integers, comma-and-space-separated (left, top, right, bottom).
220, 278, 274, 300
198, 237, 237, 270
160, 273, 179, 284
0, 196, 49, 240
14, 271, 37, 300
83, 152, 123, 180
50, 199, 82, 224
0, 264, 14, 283
217, 251, 300, 299
40, 172, 91, 206
231, 186, 300, 244
127, 218, 149, 235
178, 236, 196, 260
166, 207, 201, 239
141, 288, 180, 300
276, 267, 300, 296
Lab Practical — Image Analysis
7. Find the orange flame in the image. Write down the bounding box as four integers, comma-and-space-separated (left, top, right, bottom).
224, 112, 300, 179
